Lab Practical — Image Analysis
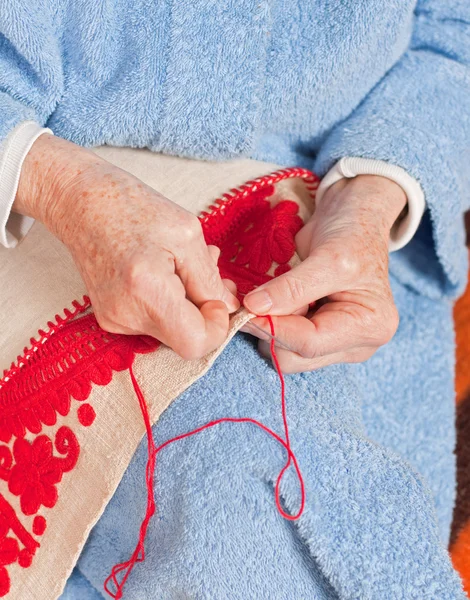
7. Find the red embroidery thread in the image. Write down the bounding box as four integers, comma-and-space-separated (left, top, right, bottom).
0, 311, 159, 596
0, 312, 158, 444
8, 428, 79, 516
0, 495, 39, 595
104, 316, 305, 599
17, 549, 33, 569
200, 167, 318, 299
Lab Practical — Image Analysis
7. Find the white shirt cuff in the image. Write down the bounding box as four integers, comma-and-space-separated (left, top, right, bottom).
315, 157, 426, 252
0, 121, 52, 248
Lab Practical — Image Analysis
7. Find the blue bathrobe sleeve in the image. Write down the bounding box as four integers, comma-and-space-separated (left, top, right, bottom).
315, 0, 470, 299
0, 1, 63, 141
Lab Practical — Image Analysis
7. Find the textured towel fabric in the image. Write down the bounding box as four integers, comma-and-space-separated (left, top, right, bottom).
58, 273, 465, 599
0, 0, 469, 295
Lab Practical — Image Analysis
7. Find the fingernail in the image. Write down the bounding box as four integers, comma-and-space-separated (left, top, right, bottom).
244, 290, 272, 314
223, 288, 240, 311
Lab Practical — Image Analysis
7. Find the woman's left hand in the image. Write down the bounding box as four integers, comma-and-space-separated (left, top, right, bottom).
242, 175, 407, 373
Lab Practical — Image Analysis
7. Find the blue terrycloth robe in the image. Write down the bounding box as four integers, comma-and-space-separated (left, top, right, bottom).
1, 0, 469, 597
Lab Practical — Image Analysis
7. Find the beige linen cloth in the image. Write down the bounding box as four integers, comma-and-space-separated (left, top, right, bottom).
0, 148, 315, 599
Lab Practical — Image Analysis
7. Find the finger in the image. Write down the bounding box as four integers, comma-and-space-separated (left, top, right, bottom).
145, 288, 230, 360
243, 301, 390, 359
240, 306, 310, 339
295, 304, 310, 317
258, 340, 375, 374
240, 305, 308, 336
177, 236, 239, 312
94, 315, 146, 336
210, 246, 240, 307
94, 309, 145, 335
222, 278, 238, 297
110, 253, 231, 358
243, 249, 358, 315
130, 267, 230, 359
208, 245, 221, 264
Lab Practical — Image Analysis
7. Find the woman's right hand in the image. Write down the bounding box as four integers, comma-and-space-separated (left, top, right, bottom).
14, 134, 239, 360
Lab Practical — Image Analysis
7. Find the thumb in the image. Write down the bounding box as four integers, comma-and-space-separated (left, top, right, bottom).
243, 250, 349, 315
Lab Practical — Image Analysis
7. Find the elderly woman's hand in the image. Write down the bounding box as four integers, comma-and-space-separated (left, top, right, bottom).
243, 175, 407, 373
15, 135, 239, 360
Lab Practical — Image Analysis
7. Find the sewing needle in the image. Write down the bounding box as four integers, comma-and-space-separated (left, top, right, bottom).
245, 321, 297, 353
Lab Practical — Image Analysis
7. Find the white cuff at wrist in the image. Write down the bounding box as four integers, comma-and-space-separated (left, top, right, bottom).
0, 121, 52, 248
315, 157, 426, 252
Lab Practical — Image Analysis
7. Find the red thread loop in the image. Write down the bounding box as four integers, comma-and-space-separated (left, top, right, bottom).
104, 316, 305, 599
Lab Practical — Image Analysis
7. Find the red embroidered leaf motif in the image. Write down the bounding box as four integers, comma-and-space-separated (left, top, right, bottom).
88, 361, 114, 386
209, 196, 305, 298
235, 200, 303, 274
66, 377, 92, 402
18, 408, 42, 435
49, 389, 71, 417
0, 313, 160, 442
35, 400, 57, 428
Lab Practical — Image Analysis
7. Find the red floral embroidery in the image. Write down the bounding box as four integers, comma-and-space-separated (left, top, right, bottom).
215, 197, 303, 298
0, 514, 19, 595
200, 168, 317, 298
234, 199, 303, 274
0, 167, 318, 597
9, 438, 60, 516
8, 427, 79, 516
0, 312, 159, 444
0, 308, 160, 595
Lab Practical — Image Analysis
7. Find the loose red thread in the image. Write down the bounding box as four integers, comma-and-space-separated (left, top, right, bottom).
104, 315, 305, 599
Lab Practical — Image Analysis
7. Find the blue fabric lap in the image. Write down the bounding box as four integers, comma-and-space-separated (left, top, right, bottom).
60, 569, 102, 600
60, 276, 464, 599
66, 335, 340, 600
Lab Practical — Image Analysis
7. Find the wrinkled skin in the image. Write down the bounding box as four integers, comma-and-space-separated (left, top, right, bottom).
15, 135, 406, 369
243, 175, 407, 373
15, 134, 239, 360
